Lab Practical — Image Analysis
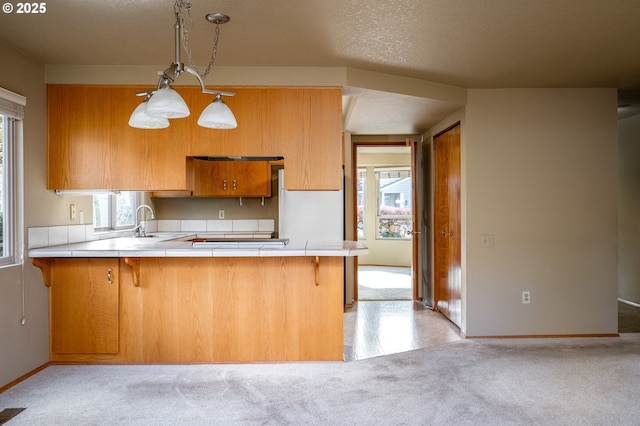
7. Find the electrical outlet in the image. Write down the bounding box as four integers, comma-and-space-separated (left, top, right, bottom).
218, 210, 225, 219
70, 204, 76, 221
481, 234, 494, 247
522, 291, 531, 304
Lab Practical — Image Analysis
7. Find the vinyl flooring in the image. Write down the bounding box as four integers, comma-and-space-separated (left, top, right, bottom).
347, 271, 640, 362
619, 300, 640, 333
357, 265, 412, 301
343, 300, 462, 361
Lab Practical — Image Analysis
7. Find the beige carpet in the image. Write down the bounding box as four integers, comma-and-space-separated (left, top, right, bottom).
357, 265, 411, 300
2, 336, 640, 425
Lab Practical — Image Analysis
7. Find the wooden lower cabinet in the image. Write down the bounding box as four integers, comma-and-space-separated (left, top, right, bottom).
37, 256, 344, 363
48, 258, 119, 357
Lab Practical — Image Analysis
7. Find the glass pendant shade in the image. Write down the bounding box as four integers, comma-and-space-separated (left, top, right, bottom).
128, 99, 170, 129
197, 96, 238, 129
145, 86, 190, 119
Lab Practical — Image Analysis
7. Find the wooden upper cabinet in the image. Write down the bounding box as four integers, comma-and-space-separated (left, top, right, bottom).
47, 85, 342, 191
186, 87, 268, 156
279, 88, 343, 190
185, 86, 343, 190
47, 85, 189, 190
47, 85, 114, 189
192, 160, 271, 197
108, 87, 189, 190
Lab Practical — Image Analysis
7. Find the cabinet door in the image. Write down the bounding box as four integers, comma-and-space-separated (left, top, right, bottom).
276, 88, 343, 190
187, 87, 268, 156
50, 258, 119, 354
47, 85, 189, 190
192, 161, 271, 197
48, 85, 115, 189
108, 87, 190, 190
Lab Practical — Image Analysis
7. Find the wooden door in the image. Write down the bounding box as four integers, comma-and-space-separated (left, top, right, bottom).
434, 123, 461, 327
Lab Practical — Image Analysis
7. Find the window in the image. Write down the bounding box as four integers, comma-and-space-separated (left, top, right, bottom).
93, 192, 138, 231
376, 168, 412, 239
356, 168, 366, 239
0, 87, 25, 267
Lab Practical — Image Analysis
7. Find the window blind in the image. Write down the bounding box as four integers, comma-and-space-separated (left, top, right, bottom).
0, 87, 26, 119
374, 168, 411, 179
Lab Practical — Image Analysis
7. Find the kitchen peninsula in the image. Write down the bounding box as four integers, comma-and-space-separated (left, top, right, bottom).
30, 235, 367, 364
39, 84, 353, 364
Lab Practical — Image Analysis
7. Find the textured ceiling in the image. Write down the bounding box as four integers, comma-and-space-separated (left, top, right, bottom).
1, 0, 639, 132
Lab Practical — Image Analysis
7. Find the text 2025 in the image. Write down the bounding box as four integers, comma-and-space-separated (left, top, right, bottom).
16, 2, 46, 13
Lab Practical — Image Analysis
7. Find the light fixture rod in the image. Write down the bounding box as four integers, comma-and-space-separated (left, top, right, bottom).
174, 17, 183, 74
183, 67, 235, 97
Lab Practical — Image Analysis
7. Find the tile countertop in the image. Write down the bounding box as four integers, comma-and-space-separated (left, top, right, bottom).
28, 233, 368, 258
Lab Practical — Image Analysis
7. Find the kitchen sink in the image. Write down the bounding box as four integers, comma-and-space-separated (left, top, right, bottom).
190, 238, 289, 248
142, 233, 192, 239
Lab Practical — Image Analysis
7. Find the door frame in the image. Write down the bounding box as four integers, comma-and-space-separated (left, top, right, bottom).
351, 140, 421, 302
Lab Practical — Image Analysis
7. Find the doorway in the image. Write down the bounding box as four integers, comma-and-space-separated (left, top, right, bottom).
352, 142, 418, 302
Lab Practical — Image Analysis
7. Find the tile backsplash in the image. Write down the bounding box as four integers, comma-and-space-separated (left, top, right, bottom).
28, 219, 275, 249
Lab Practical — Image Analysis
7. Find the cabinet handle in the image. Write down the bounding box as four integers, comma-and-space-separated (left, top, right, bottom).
107, 267, 113, 285
232, 179, 237, 190
222, 179, 227, 190
442, 229, 447, 237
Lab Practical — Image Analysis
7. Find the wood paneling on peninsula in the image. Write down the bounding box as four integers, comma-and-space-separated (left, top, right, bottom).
35, 256, 345, 363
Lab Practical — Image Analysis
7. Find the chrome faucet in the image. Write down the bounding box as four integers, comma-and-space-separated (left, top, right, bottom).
133, 204, 155, 237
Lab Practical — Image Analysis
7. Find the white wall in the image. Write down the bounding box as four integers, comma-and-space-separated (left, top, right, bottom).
618, 113, 640, 304
463, 88, 618, 336
0, 41, 51, 387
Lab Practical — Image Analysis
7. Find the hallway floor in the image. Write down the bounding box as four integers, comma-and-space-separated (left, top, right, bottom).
344, 299, 639, 362
619, 300, 640, 333
357, 266, 412, 300
344, 301, 462, 361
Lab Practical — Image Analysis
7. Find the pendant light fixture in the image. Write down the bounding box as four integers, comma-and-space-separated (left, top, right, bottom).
129, 1, 237, 129
197, 93, 237, 128
128, 94, 170, 129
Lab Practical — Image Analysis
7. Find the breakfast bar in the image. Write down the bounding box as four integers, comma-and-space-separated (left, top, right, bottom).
30, 235, 367, 364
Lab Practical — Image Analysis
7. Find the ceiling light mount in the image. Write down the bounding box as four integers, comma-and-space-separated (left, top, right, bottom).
206, 13, 230, 25
128, 0, 237, 130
